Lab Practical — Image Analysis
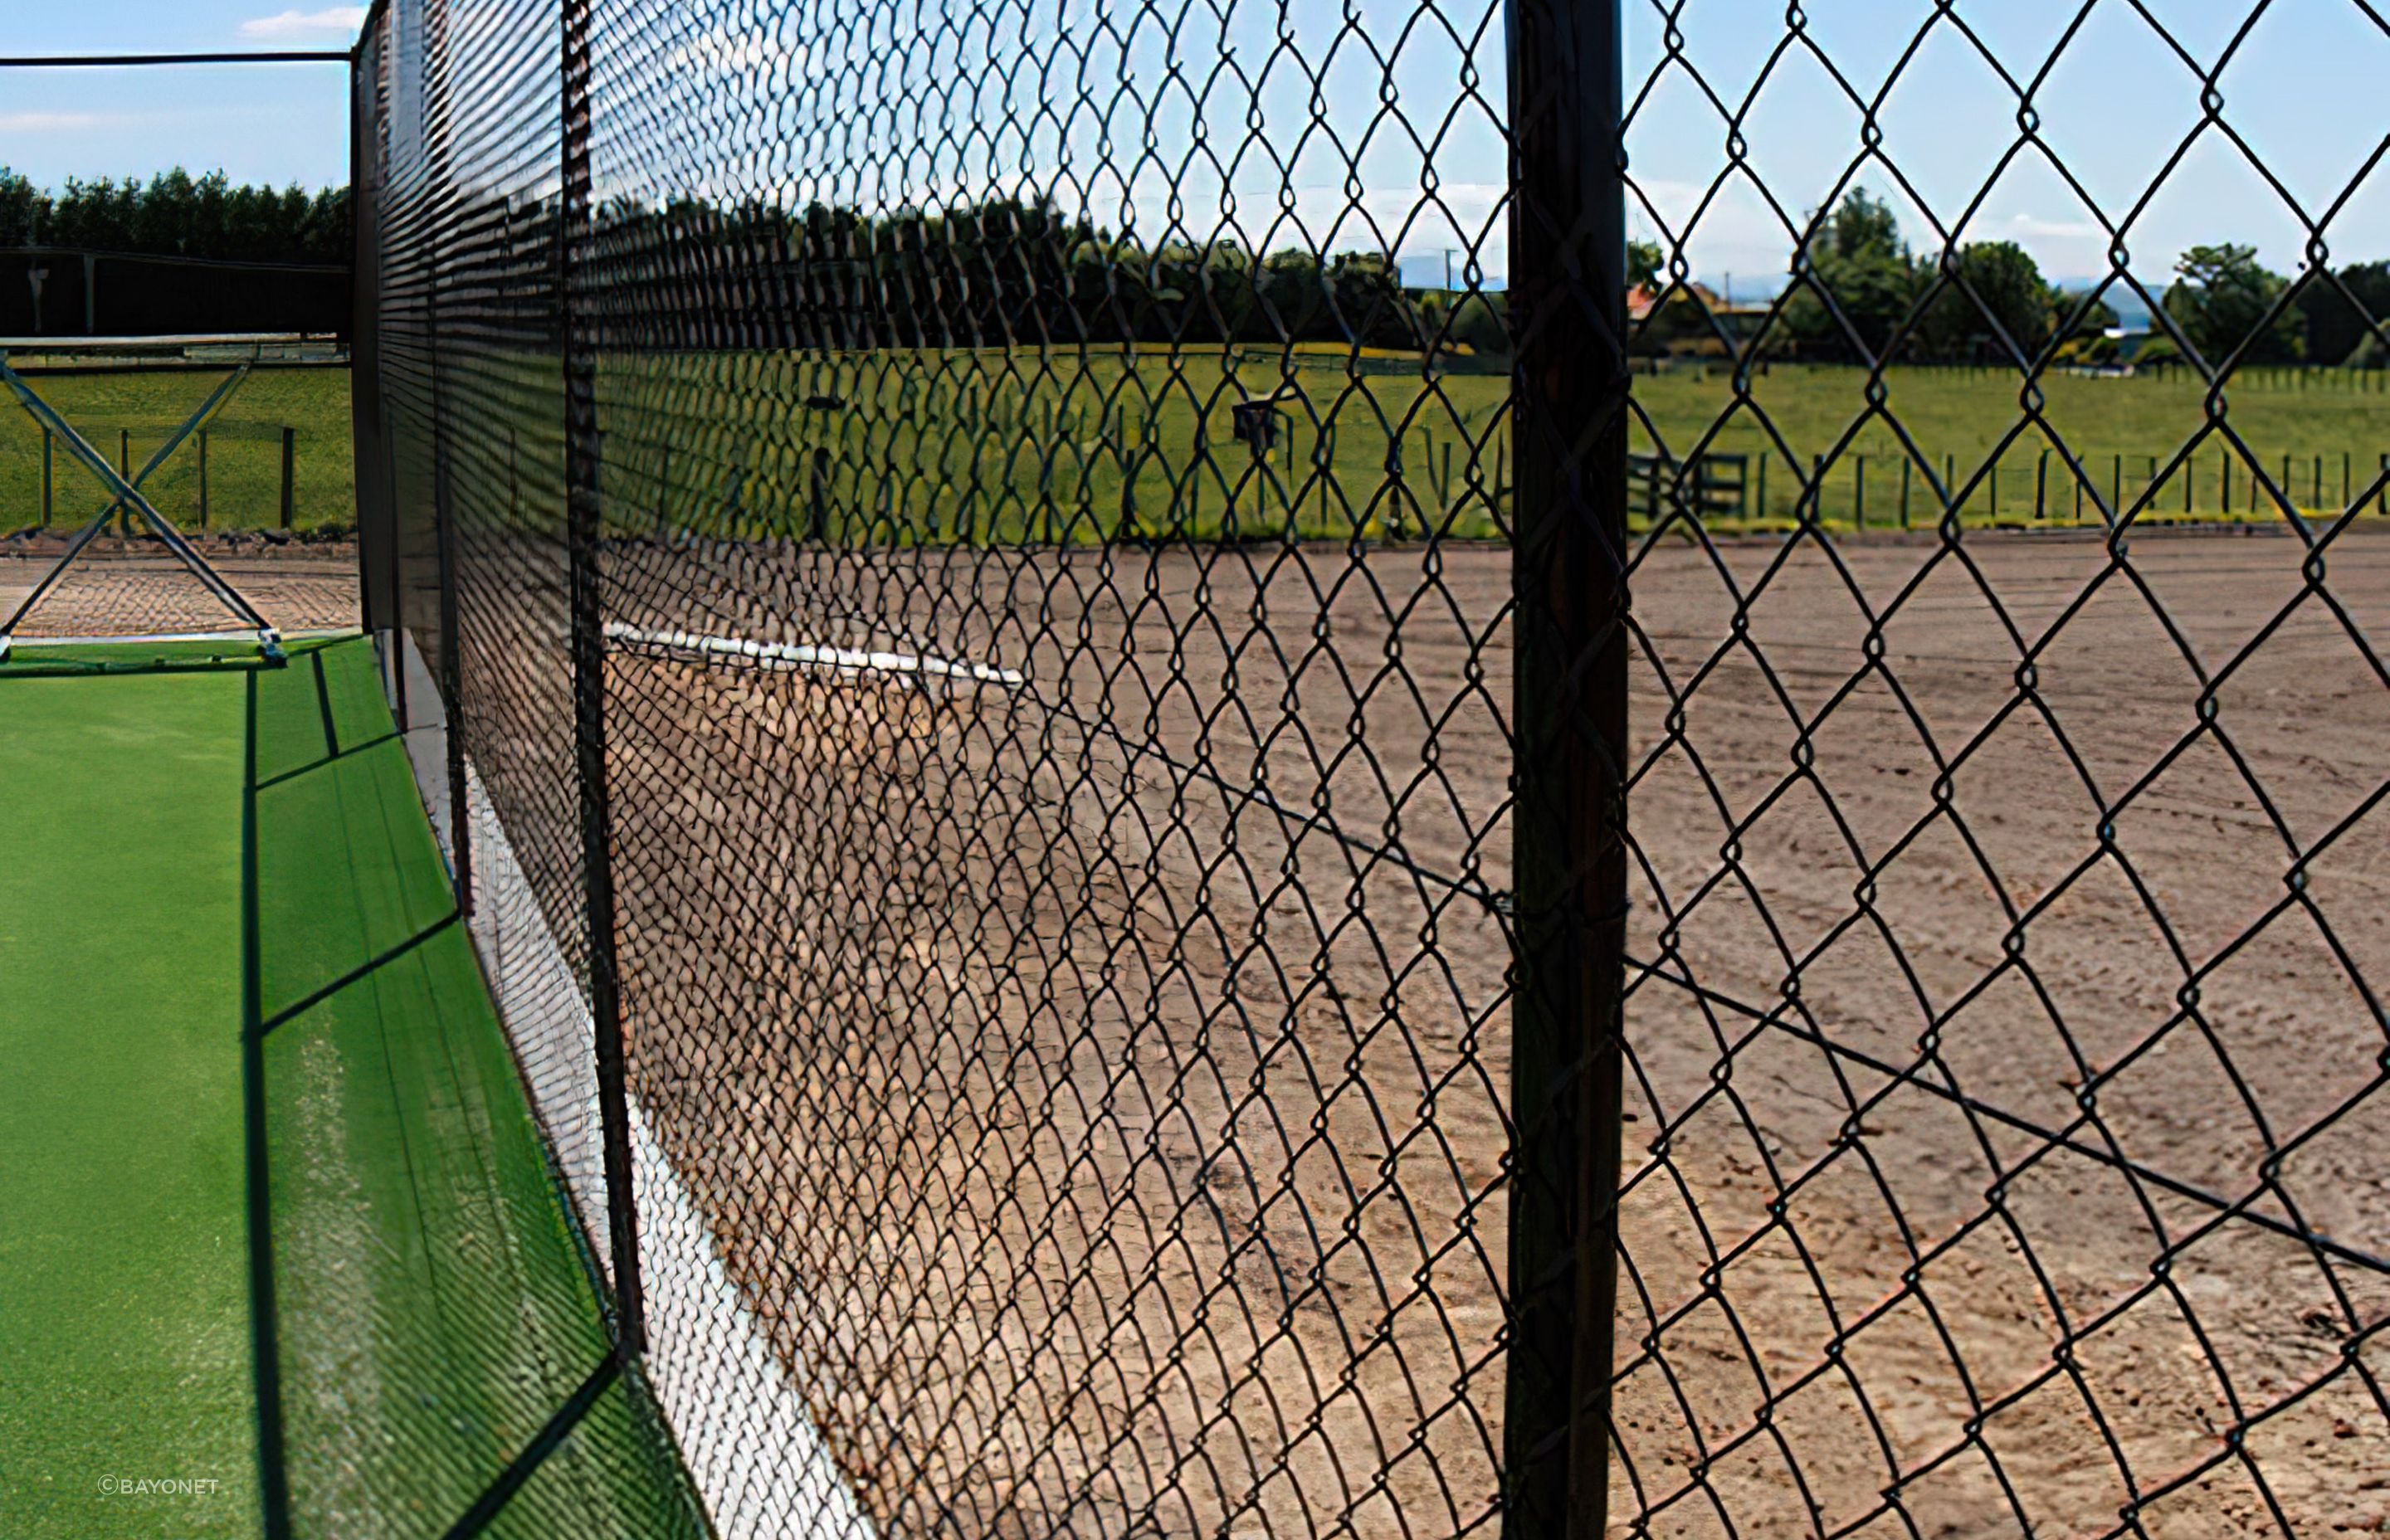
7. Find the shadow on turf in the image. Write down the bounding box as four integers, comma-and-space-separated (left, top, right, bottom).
233, 639, 657, 1540
239, 668, 298, 1540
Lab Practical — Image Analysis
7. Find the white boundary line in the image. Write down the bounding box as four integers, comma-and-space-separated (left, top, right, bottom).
606, 621, 1025, 689
3, 626, 352, 649
461, 762, 874, 1540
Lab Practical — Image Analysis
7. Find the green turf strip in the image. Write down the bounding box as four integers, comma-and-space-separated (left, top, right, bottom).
0, 651, 256, 1538
0, 636, 705, 1539
0, 636, 285, 678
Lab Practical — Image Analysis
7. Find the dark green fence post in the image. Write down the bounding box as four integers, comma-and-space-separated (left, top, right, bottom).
563, 0, 646, 1363
1504, 0, 1628, 1530
810, 447, 832, 543
280, 427, 297, 529
1853, 454, 1866, 530
656, 441, 672, 539
1899, 456, 1912, 529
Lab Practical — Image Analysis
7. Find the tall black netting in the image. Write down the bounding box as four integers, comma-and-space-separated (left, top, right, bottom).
355, 0, 2390, 1536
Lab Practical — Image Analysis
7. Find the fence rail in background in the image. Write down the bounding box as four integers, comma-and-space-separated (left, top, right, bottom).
351, 1, 2390, 1538
7, 419, 330, 535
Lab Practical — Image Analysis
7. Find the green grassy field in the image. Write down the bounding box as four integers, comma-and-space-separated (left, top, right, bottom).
0, 636, 703, 1540
596, 351, 2390, 543
5, 356, 2383, 544
0, 368, 354, 537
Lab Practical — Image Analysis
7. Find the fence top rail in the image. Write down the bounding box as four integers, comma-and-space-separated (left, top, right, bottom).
0, 51, 351, 68
0, 333, 338, 350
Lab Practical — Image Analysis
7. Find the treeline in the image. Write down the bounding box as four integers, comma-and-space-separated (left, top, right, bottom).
590, 194, 1453, 353
1635, 190, 2388, 368
0, 167, 350, 266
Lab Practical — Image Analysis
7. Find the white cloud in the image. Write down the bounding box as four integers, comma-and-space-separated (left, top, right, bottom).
239, 7, 368, 40
2003, 212, 2105, 241
0, 112, 119, 132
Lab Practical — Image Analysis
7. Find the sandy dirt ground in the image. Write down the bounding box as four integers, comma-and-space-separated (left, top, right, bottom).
536, 524, 2385, 1539
0, 540, 360, 639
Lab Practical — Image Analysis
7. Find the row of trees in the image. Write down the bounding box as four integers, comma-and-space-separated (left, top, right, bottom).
8, 167, 2373, 367
1643, 190, 2388, 368
0, 167, 351, 266
667, 187, 2383, 368
592, 194, 1432, 352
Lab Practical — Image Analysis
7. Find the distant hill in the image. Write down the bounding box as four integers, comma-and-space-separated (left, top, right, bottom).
2054, 280, 2153, 331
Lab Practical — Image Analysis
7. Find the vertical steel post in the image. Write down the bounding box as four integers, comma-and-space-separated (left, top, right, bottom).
563, 0, 646, 1358
280, 427, 297, 529
1503, 0, 1628, 1534
351, 24, 401, 702
427, 211, 471, 919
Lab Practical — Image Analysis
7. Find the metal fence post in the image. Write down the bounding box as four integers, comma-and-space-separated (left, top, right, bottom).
427, 221, 471, 920
1503, 0, 1628, 1533
562, 0, 645, 1359
280, 427, 296, 530
351, 29, 401, 708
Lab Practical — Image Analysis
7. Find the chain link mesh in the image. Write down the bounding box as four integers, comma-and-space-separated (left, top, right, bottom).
1608, 4, 2390, 1536
358, 0, 2390, 1535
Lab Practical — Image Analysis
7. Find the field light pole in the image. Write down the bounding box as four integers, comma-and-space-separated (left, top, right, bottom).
1503, 0, 1629, 1535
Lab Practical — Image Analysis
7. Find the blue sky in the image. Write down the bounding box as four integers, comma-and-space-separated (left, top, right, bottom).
0, 4, 360, 191
5, 0, 2384, 302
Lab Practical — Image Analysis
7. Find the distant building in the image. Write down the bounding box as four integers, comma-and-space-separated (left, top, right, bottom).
1629, 282, 1773, 355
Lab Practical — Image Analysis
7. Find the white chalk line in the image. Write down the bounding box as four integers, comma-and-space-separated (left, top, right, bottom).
605, 621, 1025, 688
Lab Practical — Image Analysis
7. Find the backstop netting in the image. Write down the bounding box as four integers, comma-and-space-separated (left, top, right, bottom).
358, 0, 2390, 1537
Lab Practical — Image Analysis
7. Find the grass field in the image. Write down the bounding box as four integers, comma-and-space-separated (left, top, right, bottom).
0, 368, 354, 538
591, 353, 2390, 542
0, 636, 702, 1540
3, 356, 2384, 545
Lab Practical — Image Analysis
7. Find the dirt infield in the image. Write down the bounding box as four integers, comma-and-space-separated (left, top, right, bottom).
585, 525, 2386, 1538
0, 542, 359, 639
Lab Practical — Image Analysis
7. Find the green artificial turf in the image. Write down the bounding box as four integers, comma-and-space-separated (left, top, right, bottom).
0, 651, 255, 1538
0, 636, 705, 1540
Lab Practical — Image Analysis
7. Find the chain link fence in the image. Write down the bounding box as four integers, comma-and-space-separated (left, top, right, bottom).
354, 0, 2388, 1535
